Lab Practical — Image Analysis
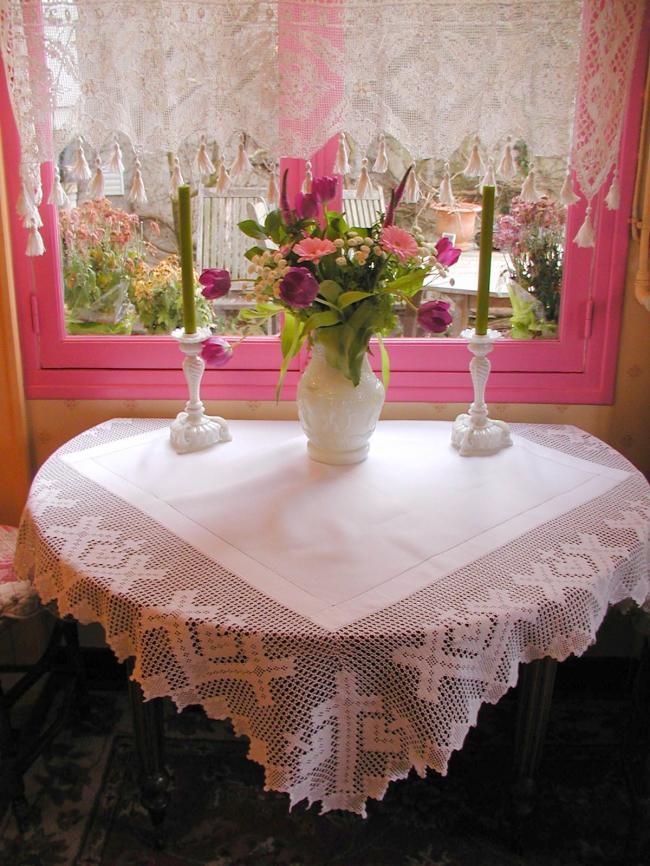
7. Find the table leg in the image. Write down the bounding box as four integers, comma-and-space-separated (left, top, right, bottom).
512, 656, 557, 817
450, 294, 470, 336
126, 660, 170, 847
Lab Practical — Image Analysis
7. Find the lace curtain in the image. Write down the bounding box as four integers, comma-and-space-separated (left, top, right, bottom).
0, 0, 644, 255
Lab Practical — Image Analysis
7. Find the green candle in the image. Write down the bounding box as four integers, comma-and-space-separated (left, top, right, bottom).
475, 184, 495, 336
177, 184, 196, 335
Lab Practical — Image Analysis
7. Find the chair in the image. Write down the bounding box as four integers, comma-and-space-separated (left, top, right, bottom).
0, 525, 87, 831
342, 187, 385, 228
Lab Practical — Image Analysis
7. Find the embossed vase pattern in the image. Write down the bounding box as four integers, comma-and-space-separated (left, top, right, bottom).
297, 344, 385, 465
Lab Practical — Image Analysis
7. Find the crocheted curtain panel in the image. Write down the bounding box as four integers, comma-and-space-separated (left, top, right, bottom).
0, 0, 644, 254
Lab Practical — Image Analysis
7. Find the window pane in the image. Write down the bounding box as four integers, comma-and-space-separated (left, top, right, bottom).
358, 138, 567, 340
57, 138, 281, 338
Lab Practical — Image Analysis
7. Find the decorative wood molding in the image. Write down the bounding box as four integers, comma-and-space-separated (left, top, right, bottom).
632, 51, 650, 311
0, 125, 32, 523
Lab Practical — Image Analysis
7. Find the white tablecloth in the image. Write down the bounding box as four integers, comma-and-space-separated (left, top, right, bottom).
15, 419, 650, 814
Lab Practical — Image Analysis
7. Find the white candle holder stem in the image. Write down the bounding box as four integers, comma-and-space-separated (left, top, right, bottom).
170, 327, 232, 454
451, 328, 512, 456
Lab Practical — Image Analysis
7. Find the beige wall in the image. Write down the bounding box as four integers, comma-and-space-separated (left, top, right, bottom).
27, 238, 650, 474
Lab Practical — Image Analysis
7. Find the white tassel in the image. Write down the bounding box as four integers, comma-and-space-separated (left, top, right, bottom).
302, 160, 313, 194
69, 138, 92, 183
574, 205, 595, 248
88, 157, 105, 199
373, 134, 388, 173
355, 158, 373, 199
520, 167, 540, 203
560, 172, 580, 206
169, 157, 184, 197
128, 159, 147, 206
108, 141, 124, 175
17, 182, 38, 226
266, 172, 279, 208
480, 159, 497, 193
216, 158, 230, 193
498, 136, 516, 179
194, 134, 216, 180
605, 171, 620, 211
403, 164, 420, 203
230, 135, 252, 181
463, 137, 484, 178
334, 133, 350, 176
26, 224, 45, 256
33, 178, 43, 206
48, 168, 70, 208
438, 163, 455, 207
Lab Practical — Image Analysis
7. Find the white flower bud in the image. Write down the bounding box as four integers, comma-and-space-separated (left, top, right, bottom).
334, 238, 344, 248
336, 256, 347, 267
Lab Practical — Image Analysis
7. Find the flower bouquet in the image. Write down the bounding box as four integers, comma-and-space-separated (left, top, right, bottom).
59, 200, 145, 334
494, 196, 565, 338
236, 168, 460, 399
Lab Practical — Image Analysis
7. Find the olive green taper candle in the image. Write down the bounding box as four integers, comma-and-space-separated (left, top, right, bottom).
177, 184, 197, 335
475, 184, 495, 336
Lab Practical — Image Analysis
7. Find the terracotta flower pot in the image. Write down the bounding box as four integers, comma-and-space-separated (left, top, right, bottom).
430, 202, 482, 250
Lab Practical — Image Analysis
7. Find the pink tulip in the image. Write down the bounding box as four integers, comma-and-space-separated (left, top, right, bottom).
417, 299, 453, 333
200, 336, 233, 367
435, 237, 462, 267
279, 267, 320, 308
199, 268, 231, 299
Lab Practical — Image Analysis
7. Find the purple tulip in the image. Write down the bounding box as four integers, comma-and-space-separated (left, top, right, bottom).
200, 336, 233, 367
279, 266, 320, 308
384, 165, 412, 227
199, 268, 231, 299
417, 299, 453, 334
295, 191, 320, 220
435, 237, 462, 268
280, 168, 293, 224
312, 175, 338, 203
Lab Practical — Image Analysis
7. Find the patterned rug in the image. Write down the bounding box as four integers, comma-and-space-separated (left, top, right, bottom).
1, 687, 647, 866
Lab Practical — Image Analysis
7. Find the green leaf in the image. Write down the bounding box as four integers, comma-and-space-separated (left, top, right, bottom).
338, 290, 374, 309
244, 246, 266, 261
264, 210, 287, 244
238, 219, 267, 240
276, 319, 305, 402
318, 280, 343, 304
376, 333, 390, 392
238, 303, 282, 322
303, 310, 341, 334
281, 311, 297, 358
380, 268, 429, 297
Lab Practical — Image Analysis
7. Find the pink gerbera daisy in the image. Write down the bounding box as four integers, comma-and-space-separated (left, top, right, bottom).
380, 225, 420, 262
293, 236, 337, 264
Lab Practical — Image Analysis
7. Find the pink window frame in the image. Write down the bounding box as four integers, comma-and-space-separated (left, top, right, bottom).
2, 10, 648, 404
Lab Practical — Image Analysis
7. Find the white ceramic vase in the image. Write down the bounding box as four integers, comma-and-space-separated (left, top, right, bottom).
297, 343, 385, 465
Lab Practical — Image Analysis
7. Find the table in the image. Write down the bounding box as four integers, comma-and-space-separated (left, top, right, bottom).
424, 249, 511, 334
14, 419, 650, 822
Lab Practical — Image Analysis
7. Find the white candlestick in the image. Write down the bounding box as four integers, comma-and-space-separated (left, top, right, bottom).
170, 327, 232, 454
451, 328, 512, 456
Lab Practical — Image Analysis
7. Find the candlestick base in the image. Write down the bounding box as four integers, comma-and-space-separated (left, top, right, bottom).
170, 327, 232, 455
451, 328, 512, 457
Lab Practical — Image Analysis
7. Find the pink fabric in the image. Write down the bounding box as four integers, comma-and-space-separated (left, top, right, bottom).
0, 525, 18, 584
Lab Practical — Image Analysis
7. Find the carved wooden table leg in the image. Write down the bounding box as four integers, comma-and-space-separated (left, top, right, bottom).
512, 656, 557, 818
126, 660, 170, 848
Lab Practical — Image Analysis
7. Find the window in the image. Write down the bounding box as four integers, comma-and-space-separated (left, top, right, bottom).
2, 2, 647, 403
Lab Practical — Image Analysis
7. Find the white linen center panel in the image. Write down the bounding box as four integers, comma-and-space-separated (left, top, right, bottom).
63, 421, 629, 630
